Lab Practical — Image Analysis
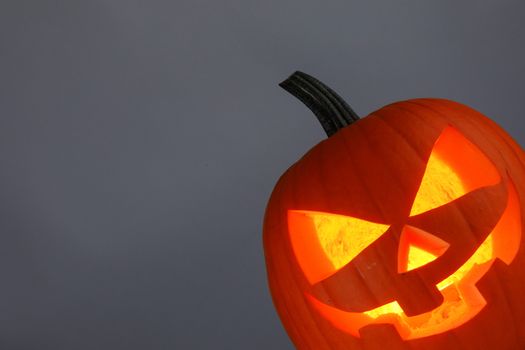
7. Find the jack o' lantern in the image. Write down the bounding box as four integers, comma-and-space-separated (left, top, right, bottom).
263, 71, 525, 349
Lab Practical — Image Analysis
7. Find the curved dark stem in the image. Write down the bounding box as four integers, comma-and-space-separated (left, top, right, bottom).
279, 71, 359, 137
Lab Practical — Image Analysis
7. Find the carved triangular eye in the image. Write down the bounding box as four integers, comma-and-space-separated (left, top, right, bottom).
288, 210, 389, 284
410, 127, 500, 217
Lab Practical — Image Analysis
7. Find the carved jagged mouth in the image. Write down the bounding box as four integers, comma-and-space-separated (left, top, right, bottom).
307, 181, 521, 340
308, 233, 494, 340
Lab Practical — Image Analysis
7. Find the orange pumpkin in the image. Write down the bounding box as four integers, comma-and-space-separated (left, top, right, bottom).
263, 71, 525, 349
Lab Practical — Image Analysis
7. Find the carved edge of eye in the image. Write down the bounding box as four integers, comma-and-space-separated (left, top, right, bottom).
410, 126, 501, 217
288, 210, 390, 285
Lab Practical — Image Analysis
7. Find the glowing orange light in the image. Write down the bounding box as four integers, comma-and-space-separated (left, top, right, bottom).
291, 127, 520, 340
410, 127, 500, 216
398, 225, 450, 273
288, 211, 389, 284
307, 180, 521, 340
407, 246, 439, 271
410, 152, 465, 216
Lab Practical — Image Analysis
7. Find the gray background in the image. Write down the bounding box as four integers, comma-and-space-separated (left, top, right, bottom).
0, 1, 524, 349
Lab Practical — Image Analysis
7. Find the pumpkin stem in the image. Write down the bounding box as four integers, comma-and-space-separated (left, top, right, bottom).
279, 71, 360, 137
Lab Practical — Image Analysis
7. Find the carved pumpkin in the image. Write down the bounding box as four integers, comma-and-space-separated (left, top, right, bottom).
263, 71, 525, 349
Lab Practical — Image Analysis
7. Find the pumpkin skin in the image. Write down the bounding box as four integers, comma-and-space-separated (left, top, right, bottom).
264, 93, 525, 349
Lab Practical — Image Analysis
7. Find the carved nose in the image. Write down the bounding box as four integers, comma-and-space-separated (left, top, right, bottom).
397, 225, 450, 273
